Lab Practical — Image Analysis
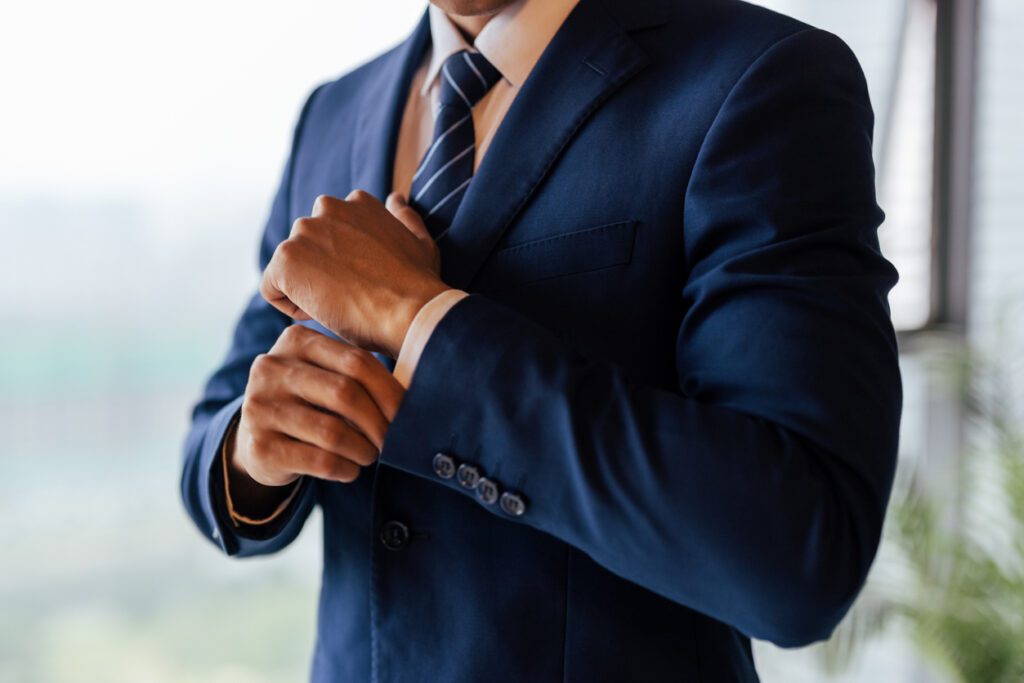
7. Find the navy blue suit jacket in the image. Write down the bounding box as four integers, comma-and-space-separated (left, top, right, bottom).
181, 0, 903, 680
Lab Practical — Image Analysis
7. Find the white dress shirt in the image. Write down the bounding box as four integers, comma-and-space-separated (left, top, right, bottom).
391, 0, 579, 389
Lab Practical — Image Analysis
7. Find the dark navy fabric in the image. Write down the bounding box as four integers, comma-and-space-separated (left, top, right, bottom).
409, 49, 502, 238
180, 0, 903, 680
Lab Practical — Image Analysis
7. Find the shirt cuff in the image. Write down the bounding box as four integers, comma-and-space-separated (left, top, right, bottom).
221, 414, 303, 527
393, 288, 469, 388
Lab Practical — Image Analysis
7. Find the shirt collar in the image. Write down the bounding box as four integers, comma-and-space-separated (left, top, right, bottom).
420, 0, 580, 97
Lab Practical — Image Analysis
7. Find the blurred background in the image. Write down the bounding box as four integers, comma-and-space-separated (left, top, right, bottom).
1, 0, 1021, 681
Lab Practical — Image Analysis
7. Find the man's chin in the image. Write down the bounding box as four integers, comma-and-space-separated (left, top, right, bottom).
428, 0, 516, 18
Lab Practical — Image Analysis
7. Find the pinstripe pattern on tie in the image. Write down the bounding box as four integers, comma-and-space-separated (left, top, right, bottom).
410, 50, 502, 239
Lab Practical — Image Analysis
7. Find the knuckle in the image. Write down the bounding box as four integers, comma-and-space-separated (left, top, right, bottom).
280, 236, 311, 266
249, 353, 272, 377
248, 357, 285, 398
332, 375, 357, 405
280, 324, 307, 345
274, 239, 296, 265
312, 450, 340, 479
346, 189, 370, 203
319, 420, 347, 452
313, 194, 339, 214
340, 346, 370, 376
291, 217, 314, 236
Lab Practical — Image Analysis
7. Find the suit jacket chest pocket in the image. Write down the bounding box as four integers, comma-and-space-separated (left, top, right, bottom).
481, 219, 638, 288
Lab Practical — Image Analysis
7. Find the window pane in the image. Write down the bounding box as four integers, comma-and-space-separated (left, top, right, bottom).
973, 0, 1024, 344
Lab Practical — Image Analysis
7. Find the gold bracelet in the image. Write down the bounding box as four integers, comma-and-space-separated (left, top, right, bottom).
222, 414, 302, 527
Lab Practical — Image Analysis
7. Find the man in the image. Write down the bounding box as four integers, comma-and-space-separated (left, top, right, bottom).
181, 0, 903, 680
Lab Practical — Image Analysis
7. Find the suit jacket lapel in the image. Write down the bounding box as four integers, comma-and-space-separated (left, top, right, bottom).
439, 0, 670, 290
350, 10, 432, 202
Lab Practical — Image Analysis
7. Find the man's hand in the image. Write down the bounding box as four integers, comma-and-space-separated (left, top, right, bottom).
230, 324, 406, 489
260, 190, 448, 357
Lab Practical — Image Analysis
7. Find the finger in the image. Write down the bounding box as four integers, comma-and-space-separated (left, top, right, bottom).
275, 326, 406, 421
308, 337, 406, 422
386, 191, 433, 244
259, 263, 292, 316
274, 356, 390, 450
260, 243, 312, 320
345, 188, 377, 205
261, 280, 311, 320
311, 194, 344, 218
263, 433, 363, 483
262, 398, 380, 467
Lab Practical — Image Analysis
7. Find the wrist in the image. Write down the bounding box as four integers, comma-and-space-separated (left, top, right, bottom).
385, 279, 451, 358
392, 288, 469, 388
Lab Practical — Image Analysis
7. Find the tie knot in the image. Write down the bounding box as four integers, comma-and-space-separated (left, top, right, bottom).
438, 50, 503, 110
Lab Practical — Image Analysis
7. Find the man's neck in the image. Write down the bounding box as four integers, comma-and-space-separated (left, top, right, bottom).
447, 12, 497, 41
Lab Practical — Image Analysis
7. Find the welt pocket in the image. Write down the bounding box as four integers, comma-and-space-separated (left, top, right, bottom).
487, 219, 638, 285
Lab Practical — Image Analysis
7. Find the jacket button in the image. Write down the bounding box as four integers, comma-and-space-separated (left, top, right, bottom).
456, 464, 481, 489
379, 520, 410, 551
499, 492, 527, 517
432, 452, 456, 479
477, 478, 499, 505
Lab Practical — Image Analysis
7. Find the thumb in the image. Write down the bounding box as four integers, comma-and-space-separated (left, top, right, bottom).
386, 192, 432, 244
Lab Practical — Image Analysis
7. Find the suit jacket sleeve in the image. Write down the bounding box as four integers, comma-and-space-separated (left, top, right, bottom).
179, 84, 326, 558
379, 28, 903, 647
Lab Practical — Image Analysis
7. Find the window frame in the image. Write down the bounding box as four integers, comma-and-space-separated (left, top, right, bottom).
900, 0, 980, 349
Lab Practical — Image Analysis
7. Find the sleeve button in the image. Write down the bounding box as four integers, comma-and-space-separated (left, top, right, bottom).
456, 464, 481, 489
499, 492, 527, 517
476, 478, 499, 505
432, 452, 456, 479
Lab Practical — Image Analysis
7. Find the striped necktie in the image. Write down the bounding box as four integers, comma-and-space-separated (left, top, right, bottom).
409, 49, 503, 239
